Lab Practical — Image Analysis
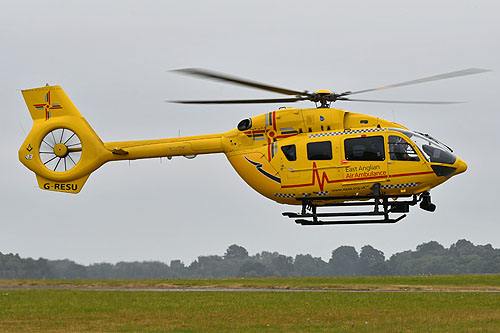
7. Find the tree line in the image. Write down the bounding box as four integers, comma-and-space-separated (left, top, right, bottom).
1, 239, 500, 279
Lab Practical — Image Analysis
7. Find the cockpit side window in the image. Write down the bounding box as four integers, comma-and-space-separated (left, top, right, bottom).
388, 128, 457, 165
389, 136, 420, 161
344, 136, 385, 161
281, 144, 297, 161
307, 141, 332, 160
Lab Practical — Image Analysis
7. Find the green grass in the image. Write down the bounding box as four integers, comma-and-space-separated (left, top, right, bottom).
0, 289, 499, 332
2, 274, 500, 291
1, 276, 500, 331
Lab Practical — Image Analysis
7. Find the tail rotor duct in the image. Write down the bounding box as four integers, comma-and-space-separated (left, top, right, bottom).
39, 128, 82, 172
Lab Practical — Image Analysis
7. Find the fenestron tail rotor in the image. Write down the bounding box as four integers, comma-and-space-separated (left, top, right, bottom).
19, 85, 112, 194
39, 128, 82, 172
169, 67, 490, 108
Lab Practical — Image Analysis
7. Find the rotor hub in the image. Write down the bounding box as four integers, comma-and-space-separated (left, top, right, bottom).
53, 143, 69, 158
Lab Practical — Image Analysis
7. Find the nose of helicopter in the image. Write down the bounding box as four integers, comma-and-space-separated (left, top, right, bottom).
455, 158, 468, 175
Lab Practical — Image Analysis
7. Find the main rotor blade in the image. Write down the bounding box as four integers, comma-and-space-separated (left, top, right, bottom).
170, 97, 309, 104
172, 68, 310, 97
337, 97, 462, 104
345, 68, 491, 96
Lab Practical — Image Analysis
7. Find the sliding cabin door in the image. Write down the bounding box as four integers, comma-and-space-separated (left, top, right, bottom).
340, 134, 389, 195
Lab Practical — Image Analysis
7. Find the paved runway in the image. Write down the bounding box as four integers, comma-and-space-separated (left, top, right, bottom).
2, 286, 500, 293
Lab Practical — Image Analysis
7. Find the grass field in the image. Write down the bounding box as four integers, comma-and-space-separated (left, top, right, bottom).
1, 276, 500, 332
2, 274, 500, 291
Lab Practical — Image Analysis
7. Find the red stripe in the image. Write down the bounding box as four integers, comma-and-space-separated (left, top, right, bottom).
267, 137, 272, 161
281, 173, 387, 190
275, 134, 298, 139
272, 111, 277, 131
282, 167, 434, 191
390, 171, 434, 178
282, 183, 312, 189
244, 130, 266, 135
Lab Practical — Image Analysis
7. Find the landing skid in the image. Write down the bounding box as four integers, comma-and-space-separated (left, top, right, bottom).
283, 193, 418, 226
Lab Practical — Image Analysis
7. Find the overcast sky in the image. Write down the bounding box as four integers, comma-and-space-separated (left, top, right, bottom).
1, 0, 499, 265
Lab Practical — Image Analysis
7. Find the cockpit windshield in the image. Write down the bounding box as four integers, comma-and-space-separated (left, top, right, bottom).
389, 128, 456, 165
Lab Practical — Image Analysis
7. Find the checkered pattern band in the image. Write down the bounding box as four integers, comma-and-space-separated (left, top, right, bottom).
275, 192, 329, 198
309, 128, 386, 138
274, 193, 295, 198
381, 183, 418, 189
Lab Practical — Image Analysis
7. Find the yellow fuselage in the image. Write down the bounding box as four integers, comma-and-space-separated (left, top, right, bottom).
220, 107, 466, 205
19, 86, 466, 202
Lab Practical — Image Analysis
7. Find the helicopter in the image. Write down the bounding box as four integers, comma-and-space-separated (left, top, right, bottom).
18, 68, 488, 225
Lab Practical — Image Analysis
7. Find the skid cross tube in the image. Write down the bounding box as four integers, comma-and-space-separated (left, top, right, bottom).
282, 194, 418, 226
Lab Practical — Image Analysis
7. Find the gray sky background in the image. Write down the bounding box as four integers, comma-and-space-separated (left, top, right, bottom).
1, 0, 499, 265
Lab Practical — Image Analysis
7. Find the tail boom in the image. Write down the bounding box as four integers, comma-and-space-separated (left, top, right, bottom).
19, 85, 224, 194
103, 134, 224, 161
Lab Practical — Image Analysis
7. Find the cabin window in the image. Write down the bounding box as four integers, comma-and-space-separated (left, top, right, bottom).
281, 144, 297, 161
307, 141, 332, 160
389, 136, 420, 161
345, 136, 385, 161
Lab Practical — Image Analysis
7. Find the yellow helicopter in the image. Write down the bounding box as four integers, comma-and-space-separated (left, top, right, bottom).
18, 68, 488, 225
